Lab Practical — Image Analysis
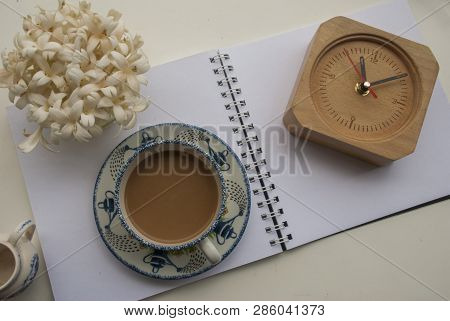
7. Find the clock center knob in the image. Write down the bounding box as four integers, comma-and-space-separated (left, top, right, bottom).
355, 81, 371, 96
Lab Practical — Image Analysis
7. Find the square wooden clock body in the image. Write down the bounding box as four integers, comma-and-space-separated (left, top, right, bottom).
283, 17, 439, 165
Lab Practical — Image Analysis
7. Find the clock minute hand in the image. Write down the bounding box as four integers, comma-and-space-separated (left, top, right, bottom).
370, 73, 408, 87
360, 56, 367, 82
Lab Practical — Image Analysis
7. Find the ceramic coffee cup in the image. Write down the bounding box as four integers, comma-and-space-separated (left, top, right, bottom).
114, 140, 226, 264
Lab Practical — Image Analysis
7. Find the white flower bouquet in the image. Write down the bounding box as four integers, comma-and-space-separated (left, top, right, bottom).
0, 0, 150, 152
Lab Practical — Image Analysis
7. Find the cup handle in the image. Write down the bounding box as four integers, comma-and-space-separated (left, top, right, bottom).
199, 237, 221, 264
8, 220, 36, 246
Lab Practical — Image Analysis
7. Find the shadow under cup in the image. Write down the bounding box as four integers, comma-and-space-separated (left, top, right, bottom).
116, 141, 226, 251
0, 243, 17, 290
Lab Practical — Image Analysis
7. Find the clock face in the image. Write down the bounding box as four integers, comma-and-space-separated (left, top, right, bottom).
311, 37, 418, 141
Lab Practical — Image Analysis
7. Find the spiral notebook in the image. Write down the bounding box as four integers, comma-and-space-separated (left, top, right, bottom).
6, 0, 450, 300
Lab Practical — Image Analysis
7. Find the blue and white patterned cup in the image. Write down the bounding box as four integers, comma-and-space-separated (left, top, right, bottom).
114, 140, 226, 264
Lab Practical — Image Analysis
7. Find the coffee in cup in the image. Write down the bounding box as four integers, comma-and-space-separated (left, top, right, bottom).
115, 140, 225, 264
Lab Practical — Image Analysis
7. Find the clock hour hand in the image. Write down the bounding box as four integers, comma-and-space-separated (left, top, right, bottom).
370, 73, 408, 86
360, 56, 367, 82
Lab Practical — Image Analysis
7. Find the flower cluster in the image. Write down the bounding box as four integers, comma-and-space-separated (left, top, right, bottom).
0, 0, 150, 152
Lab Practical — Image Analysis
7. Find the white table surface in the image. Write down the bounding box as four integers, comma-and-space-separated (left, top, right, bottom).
1, 0, 449, 301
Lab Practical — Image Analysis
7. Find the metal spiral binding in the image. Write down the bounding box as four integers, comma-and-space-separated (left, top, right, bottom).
257, 197, 280, 208
209, 53, 230, 63
245, 159, 267, 170
253, 183, 275, 195
241, 147, 262, 158
249, 172, 271, 183
229, 111, 250, 121
269, 234, 293, 246
237, 136, 258, 146
218, 77, 238, 86
265, 221, 288, 233
233, 123, 254, 133
221, 88, 242, 97
225, 101, 246, 110
209, 51, 291, 251
261, 209, 284, 220
213, 65, 234, 74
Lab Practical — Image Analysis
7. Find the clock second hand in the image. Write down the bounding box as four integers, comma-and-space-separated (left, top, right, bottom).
344, 48, 377, 98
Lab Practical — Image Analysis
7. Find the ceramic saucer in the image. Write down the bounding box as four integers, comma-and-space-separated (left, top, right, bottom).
93, 123, 251, 279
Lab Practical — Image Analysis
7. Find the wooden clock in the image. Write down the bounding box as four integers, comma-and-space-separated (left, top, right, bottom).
283, 16, 439, 165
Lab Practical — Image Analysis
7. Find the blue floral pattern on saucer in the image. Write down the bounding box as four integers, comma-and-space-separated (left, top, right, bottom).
93, 123, 251, 279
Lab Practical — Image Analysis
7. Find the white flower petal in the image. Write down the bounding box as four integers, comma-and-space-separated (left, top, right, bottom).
100, 86, 117, 98
28, 93, 47, 106
132, 57, 150, 74
37, 76, 51, 86
32, 54, 51, 74
43, 50, 56, 60
36, 33, 51, 48
15, 95, 29, 109
33, 106, 49, 123
84, 69, 98, 79
74, 122, 92, 142
93, 108, 110, 120
133, 98, 150, 112
18, 127, 42, 153
60, 123, 75, 139
66, 66, 84, 86
105, 71, 124, 85
57, 47, 73, 62
10, 80, 27, 95
21, 41, 38, 57
49, 107, 68, 122
136, 74, 148, 85
89, 125, 103, 137
86, 93, 100, 107
112, 104, 126, 122
48, 125, 60, 145
85, 69, 106, 82
43, 42, 61, 51
49, 92, 66, 106
123, 111, 136, 130
126, 74, 140, 93
79, 83, 99, 96
31, 70, 51, 87
80, 112, 95, 127
51, 75, 66, 89
117, 42, 128, 56
70, 100, 84, 120
86, 35, 100, 53
98, 96, 113, 108
107, 9, 122, 21
96, 55, 110, 69
109, 51, 127, 69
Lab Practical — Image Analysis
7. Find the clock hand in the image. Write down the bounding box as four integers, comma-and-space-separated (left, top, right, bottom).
360, 56, 367, 82
344, 49, 377, 98
370, 73, 408, 86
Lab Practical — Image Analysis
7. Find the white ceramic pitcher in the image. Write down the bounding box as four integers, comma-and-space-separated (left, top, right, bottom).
0, 220, 39, 299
